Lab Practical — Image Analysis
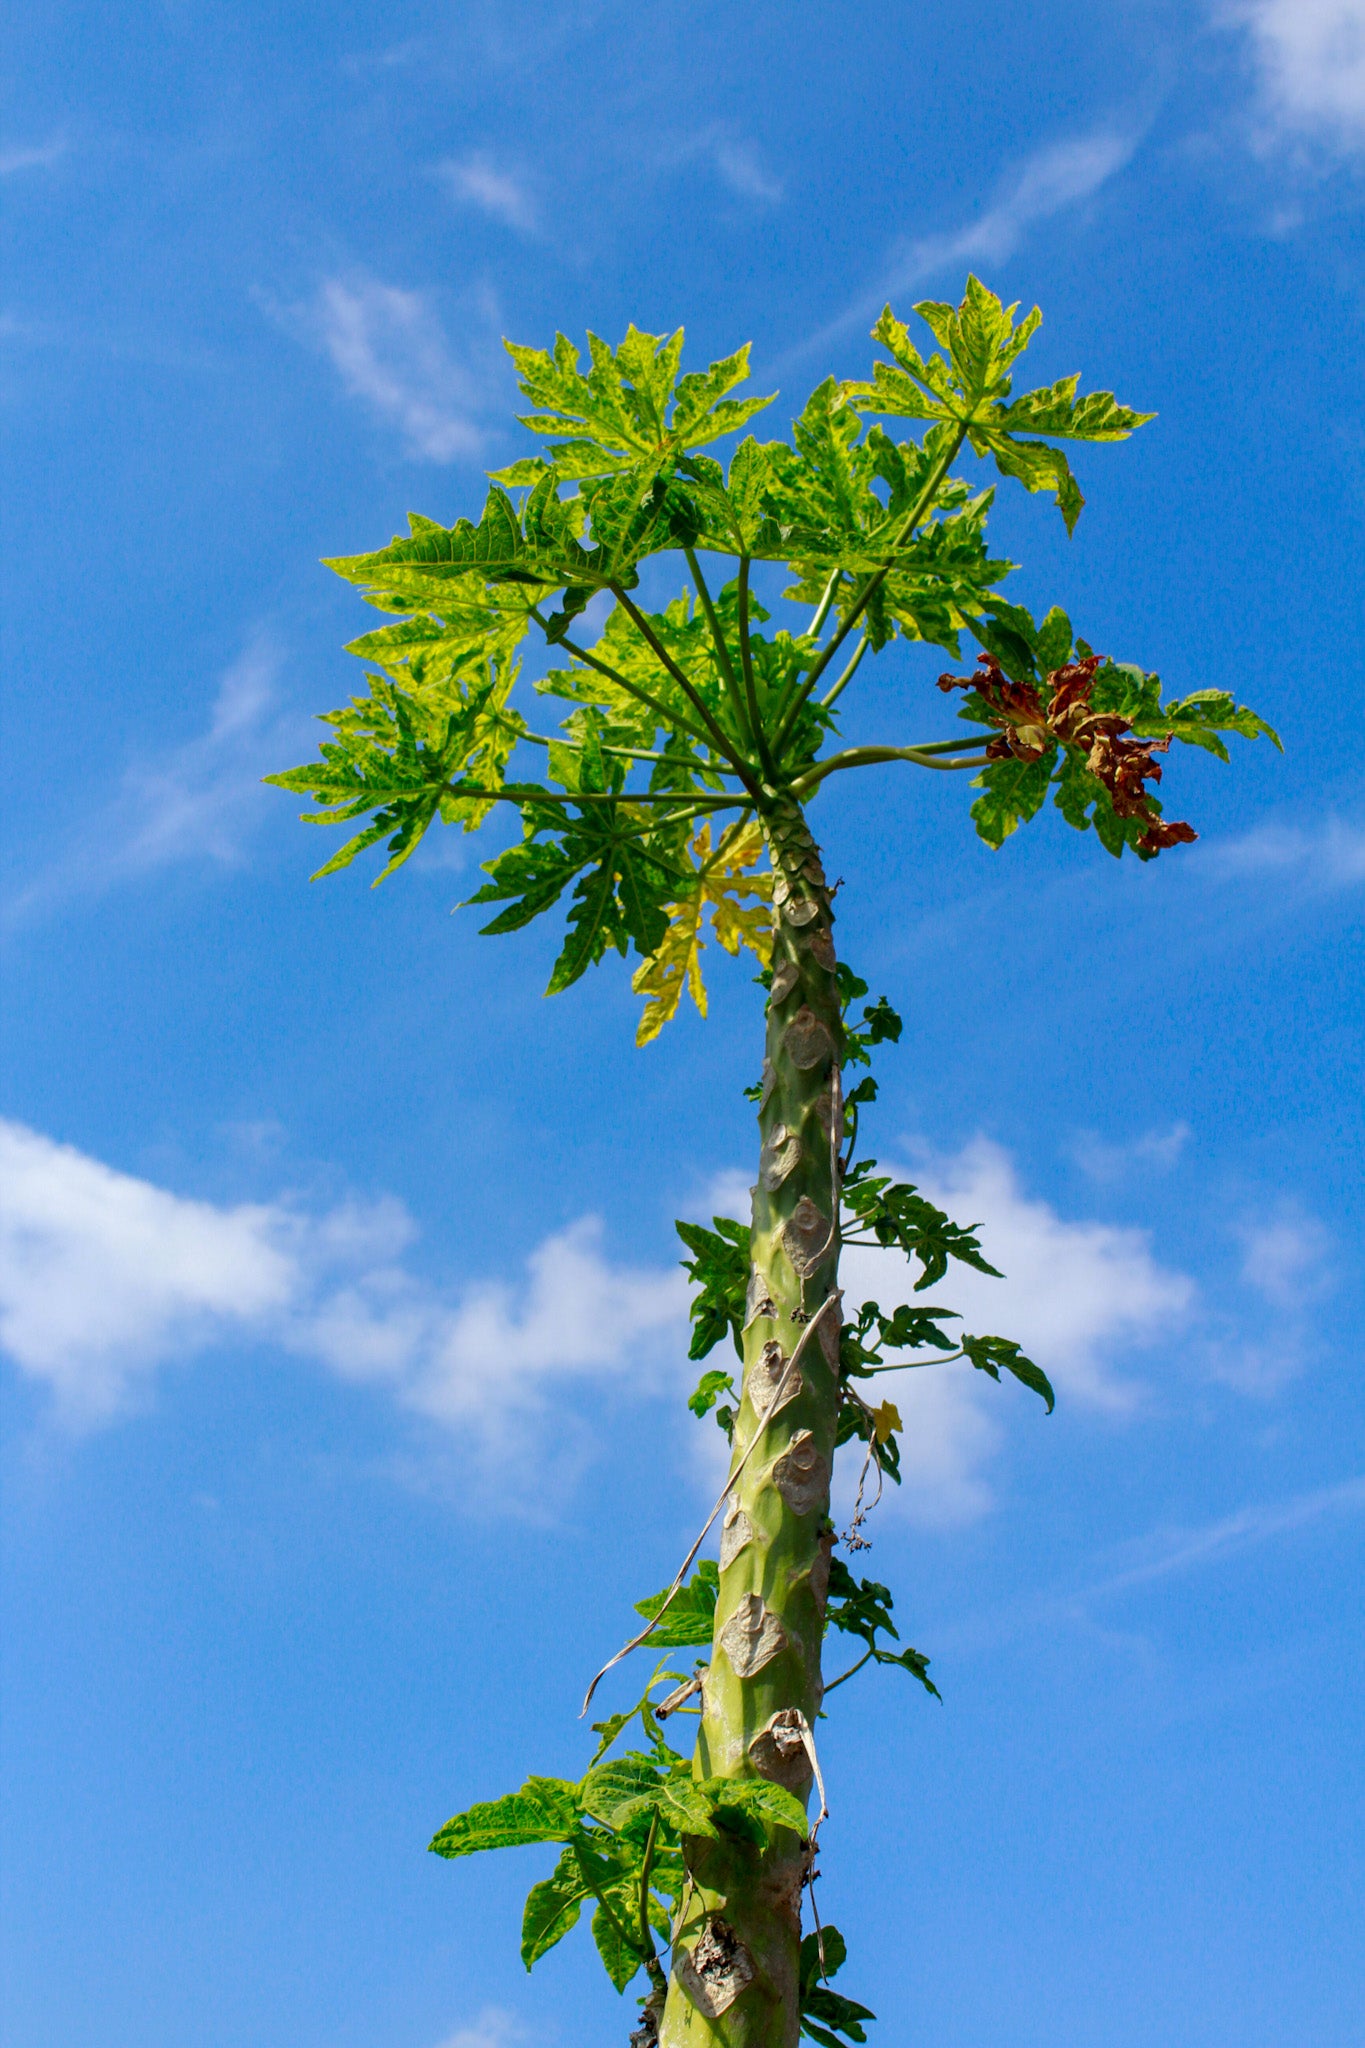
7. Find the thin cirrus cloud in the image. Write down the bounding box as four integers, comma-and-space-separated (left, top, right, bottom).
779, 124, 1143, 372
1206, 814, 1365, 888
438, 154, 538, 233
691, 128, 784, 205
1229, 0, 1365, 148
3, 634, 293, 928
276, 273, 496, 462
432, 2011, 525, 2048
0, 134, 65, 176
0, 1119, 1207, 1523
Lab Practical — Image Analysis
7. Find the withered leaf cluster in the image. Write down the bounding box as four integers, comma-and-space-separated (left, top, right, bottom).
938, 651, 1198, 856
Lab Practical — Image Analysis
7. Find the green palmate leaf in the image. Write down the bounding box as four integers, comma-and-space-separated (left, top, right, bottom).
633, 1559, 719, 1648
579, 1754, 668, 1829
468, 757, 686, 993
824, 1559, 940, 1700
687, 1366, 736, 1433
521, 1846, 589, 1967
842, 993, 903, 1069
660, 1775, 724, 1838
802, 1990, 878, 2047
844, 279, 1153, 534
265, 661, 527, 880
346, 582, 533, 681
824, 1558, 897, 1647
1090, 663, 1283, 759
495, 326, 774, 485
430, 1776, 580, 1859
961, 1333, 1055, 1412
675, 1215, 750, 1360
800, 1926, 849, 1988
839, 1298, 960, 1377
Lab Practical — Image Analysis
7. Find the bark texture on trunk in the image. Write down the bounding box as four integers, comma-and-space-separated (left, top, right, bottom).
660, 797, 841, 2048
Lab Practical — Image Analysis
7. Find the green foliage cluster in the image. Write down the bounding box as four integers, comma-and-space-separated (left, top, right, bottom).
269, 279, 1274, 1036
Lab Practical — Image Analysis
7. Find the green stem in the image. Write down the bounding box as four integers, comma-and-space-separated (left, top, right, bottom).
900, 734, 993, 754
817, 634, 868, 712
521, 731, 671, 764
856, 1351, 967, 1373
807, 570, 841, 640
661, 790, 840, 2048
609, 585, 766, 802
820, 1647, 874, 1695
770, 423, 969, 754
736, 557, 778, 782
684, 547, 752, 745
789, 746, 991, 799
639, 1808, 662, 1964
443, 782, 744, 810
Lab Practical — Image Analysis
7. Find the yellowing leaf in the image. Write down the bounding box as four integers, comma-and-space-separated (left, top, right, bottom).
870, 1399, 902, 1444
631, 820, 773, 1046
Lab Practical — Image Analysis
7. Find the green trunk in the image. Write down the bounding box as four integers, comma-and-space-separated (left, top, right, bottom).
659, 797, 841, 2048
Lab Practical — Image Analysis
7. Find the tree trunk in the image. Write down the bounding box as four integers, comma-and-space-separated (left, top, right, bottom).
659, 797, 841, 2048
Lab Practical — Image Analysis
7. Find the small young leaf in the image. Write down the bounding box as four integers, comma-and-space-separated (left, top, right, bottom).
430, 1776, 580, 1859
960, 1333, 1055, 1412
591, 1899, 646, 1992
521, 1846, 589, 1967
633, 1559, 719, 1647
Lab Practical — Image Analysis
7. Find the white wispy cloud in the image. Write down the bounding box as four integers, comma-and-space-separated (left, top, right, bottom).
1071, 1121, 1192, 1184
1207, 814, 1365, 887
439, 154, 537, 233
0, 135, 65, 176
1085, 1472, 1365, 1597
4, 634, 290, 926
276, 273, 494, 462
665, 126, 784, 206
1235, 1207, 1334, 1308
1229, 0, 1365, 148
433, 2011, 524, 2048
707, 134, 783, 205
781, 125, 1142, 371
0, 1120, 296, 1420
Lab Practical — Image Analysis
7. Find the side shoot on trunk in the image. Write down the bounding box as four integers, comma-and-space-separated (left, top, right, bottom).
268, 281, 1278, 2048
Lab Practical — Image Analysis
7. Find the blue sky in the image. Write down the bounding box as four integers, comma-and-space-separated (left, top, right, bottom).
3, 4, 1364, 2045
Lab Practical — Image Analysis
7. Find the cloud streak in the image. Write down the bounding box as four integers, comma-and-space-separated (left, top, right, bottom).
439, 155, 537, 233
265, 273, 500, 462
0, 135, 65, 176
312, 275, 487, 461
4, 634, 291, 926
1086, 1472, 1365, 1597
778, 125, 1142, 373
1207, 814, 1365, 888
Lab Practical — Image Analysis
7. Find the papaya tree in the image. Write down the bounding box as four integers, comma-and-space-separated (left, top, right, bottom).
268, 279, 1277, 2048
